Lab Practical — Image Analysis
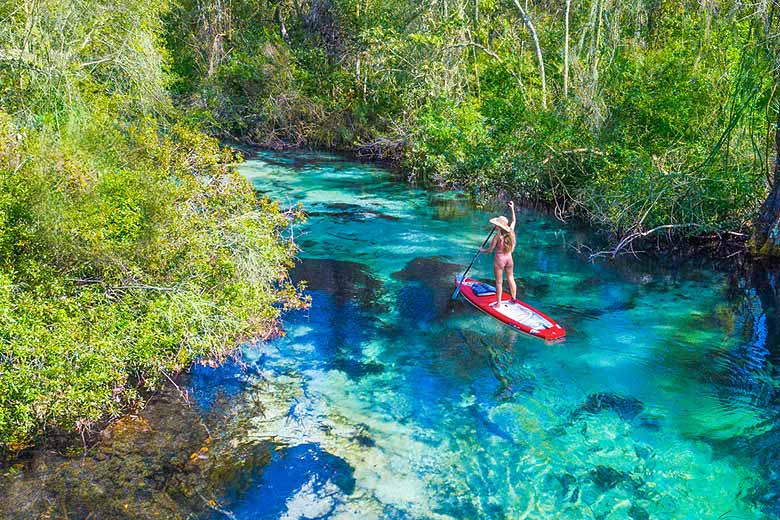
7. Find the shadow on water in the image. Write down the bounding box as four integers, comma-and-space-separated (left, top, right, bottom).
391, 255, 462, 284
702, 260, 780, 518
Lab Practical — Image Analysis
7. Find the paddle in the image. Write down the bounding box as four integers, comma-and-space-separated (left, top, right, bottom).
452, 227, 495, 300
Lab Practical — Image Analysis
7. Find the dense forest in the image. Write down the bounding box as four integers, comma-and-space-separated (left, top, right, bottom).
166, 0, 780, 254
3, 0, 780, 448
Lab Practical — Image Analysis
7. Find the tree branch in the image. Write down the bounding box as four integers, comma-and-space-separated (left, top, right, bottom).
588, 224, 701, 261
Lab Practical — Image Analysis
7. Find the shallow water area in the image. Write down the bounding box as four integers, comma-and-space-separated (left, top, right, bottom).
182, 150, 780, 519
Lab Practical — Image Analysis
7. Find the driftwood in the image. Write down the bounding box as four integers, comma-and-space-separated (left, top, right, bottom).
161, 369, 191, 405
586, 224, 702, 260
67, 278, 178, 292
355, 136, 405, 161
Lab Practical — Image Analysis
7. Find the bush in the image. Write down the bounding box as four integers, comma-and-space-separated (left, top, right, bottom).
0, 111, 305, 449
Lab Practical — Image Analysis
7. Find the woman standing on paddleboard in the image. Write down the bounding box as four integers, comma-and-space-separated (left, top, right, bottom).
479, 201, 517, 309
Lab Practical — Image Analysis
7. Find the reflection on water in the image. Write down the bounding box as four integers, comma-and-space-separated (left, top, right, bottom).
188, 150, 780, 519
3, 150, 779, 519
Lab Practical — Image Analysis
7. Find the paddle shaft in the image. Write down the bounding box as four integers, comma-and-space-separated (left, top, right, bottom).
452, 227, 495, 300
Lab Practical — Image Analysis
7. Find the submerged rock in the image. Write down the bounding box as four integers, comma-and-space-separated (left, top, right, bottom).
575, 392, 645, 422
309, 201, 401, 222
0, 380, 274, 519
391, 255, 462, 285
541, 471, 582, 508
604, 300, 637, 313
590, 465, 629, 491
330, 358, 385, 379
291, 257, 384, 307
628, 503, 651, 520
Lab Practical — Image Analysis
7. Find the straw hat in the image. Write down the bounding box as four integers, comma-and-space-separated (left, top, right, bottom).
489, 215, 512, 233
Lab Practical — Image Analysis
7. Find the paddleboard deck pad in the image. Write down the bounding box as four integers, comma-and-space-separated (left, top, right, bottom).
455, 276, 566, 340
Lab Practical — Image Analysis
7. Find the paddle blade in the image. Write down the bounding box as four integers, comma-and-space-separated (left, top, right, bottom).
451, 275, 465, 300
451, 286, 462, 300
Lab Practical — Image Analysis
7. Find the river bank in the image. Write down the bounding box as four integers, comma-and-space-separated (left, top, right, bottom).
0, 369, 276, 518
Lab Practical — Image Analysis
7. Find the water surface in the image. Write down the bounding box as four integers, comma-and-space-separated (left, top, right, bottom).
192, 150, 780, 519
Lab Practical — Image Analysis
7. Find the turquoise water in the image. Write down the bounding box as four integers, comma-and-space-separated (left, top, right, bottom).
194, 151, 779, 519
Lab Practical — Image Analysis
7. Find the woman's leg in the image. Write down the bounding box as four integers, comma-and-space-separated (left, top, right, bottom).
493, 262, 503, 307
505, 261, 517, 301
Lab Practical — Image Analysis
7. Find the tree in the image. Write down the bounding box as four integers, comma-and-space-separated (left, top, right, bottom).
563, 0, 571, 98
512, 0, 547, 108
753, 1, 780, 256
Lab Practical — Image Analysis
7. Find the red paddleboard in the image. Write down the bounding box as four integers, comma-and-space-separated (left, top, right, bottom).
455, 276, 566, 341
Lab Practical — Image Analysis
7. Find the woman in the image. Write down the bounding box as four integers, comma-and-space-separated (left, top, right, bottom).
479, 201, 517, 309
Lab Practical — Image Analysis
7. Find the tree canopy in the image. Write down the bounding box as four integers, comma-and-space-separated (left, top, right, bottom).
166, 0, 780, 251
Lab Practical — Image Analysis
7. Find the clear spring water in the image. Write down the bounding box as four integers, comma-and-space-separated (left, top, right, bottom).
190, 150, 780, 519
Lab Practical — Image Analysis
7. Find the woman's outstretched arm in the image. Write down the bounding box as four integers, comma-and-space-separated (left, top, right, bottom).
508, 201, 516, 230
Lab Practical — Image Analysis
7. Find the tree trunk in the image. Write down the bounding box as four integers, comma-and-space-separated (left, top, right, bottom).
512, 0, 547, 108
275, 6, 289, 40
749, 261, 780, 365
754, 102, 780, 255
590, 0, 602, 84
199, 0, 228, 78
564, 0, 571, 97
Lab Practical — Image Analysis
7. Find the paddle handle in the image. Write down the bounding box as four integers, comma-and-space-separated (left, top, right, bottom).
452, 227, 495, 300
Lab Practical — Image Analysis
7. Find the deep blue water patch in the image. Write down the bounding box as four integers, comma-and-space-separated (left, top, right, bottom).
396, 283, 440, 328
217, 443, 355, 520
283, 292, 382, 377
572, 392, 645, 422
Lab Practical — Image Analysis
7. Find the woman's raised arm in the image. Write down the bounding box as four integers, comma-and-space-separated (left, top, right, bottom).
508, 201, 516, 230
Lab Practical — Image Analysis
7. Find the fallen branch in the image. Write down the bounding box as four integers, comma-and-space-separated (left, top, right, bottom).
111, 284, 176, 292
447, 41, 504, 63
446, 40, 526, 88
588, 223, 701, 261
161, 369, 191, 406
355, 136, 406, 160
67, 278, 103, 286
197, 492, 237, 520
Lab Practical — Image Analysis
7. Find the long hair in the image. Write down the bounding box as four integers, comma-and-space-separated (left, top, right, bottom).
499, 229, 515, 251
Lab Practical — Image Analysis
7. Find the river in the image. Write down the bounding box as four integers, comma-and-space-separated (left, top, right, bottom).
2, 150, 779, 519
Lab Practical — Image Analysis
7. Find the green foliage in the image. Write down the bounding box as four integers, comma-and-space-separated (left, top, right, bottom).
0, 0, 170, 123
0, 112, 304, 448
0, 0, 304, 449
164, 0, 775, 238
